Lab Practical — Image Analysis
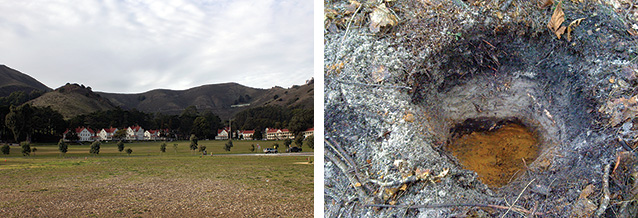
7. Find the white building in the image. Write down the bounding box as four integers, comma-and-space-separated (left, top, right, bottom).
303, 128, 314, 138
144, 130, 161, 140
98, 127, 118, 141
239, 130, 255, 140
64, 127, 97, 142
215, 127, 230, 140
127, 126, 145, 141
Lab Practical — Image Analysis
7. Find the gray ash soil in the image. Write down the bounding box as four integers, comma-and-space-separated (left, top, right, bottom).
324, 0, 638, 217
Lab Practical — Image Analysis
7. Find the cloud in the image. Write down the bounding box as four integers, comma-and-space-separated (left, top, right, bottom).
0, 0, 313, 93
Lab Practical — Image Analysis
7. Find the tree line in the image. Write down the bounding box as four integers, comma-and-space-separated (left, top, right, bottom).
1, 91, 313, 143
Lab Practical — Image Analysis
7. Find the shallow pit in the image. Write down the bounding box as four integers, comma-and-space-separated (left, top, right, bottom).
446, 118, 541, 187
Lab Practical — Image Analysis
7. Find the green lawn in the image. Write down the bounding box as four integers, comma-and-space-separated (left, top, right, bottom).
0, 140, 314, 217
8, 139, 313, 157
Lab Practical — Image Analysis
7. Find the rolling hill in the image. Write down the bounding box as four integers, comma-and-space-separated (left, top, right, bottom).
98, 81, 314, 119
29, 83, 118, 119
0, 65, 51, 96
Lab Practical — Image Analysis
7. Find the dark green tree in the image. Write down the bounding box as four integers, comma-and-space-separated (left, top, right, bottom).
253, 129, 263, 140
250, 144, 255, 152
192, 117, 211, 139
1, 144, 9, 155
58, 139, 68, 156
65, 131, 79, 142
114, 129, 127, 140
117, 140, 125, 152
189, 134, 198, 153
31, 147, 37, 155
284, 138, 292, 148
6, 104, 33, 142
89, 141, 101, 155
21, 141, 31, 156
304, 135, 314, 149
294, 134, 304, 148
160, 142, 167, 153
199, 145, 207, 155
288, 108, 313, 136
126, 148, 133, 156
224, 140, 233, 151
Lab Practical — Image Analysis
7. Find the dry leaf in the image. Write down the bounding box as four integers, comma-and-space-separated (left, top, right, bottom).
369, 3, 398, 33
539, 0, 554, 8
548, 2, 566, 39
404, 113, 415, 122
399, 184, 408, 191
345, 0, 361, 14
354, 182, 362, 187
371, 65, 389, 83
436, 168, 450, 178
629, 29, 638, 36
415, 168, 431, 179
566, 18, 585, 41
571, 184, 597, 217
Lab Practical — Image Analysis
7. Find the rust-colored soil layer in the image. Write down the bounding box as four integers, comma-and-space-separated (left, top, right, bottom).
447, 123, 540, 187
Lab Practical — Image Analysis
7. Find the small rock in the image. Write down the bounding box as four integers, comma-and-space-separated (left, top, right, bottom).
531, 184, 551, 196
437, 190, 446, 197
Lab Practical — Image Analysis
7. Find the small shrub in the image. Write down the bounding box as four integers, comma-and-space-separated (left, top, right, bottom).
126, 148, 133, 156
160, 143, 167, 153
21, 141, 31, 156
1, 144, 9, 155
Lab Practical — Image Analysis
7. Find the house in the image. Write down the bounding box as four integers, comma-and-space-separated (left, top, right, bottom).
215, 127, 231, 140
239, 130, 254, 140
64, 127, 96, 142
265, 128, 294, 140
265, 128, 279, 140
127, 125, 145, 141
97, 127, 118, 141
303, 128, 314, 138
144, 130, 161, 140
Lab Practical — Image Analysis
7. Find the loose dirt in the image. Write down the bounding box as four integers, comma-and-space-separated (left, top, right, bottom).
325, 0, 638, 217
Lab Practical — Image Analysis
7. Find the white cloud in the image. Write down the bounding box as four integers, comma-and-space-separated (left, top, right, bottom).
0, 0, 312, 93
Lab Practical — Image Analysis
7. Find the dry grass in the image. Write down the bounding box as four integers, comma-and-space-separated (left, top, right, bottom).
0, 141, 313, 217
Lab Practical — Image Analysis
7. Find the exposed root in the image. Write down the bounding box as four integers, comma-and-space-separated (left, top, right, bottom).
595, 164, 611, 217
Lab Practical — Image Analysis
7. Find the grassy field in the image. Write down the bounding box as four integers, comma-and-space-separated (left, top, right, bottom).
0, 140, 314, 217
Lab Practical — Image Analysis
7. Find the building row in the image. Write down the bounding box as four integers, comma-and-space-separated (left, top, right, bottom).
63, 126, 163, 142
64, 126, 315, 142
215, 127, 314, 140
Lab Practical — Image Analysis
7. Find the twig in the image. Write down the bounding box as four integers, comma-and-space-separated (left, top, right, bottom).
369, 176, 418, 187
365, 203, 546, 216
342, 3, 362, 42
326, 138, 361, 177
618, 138, 638, 158
337, 79, 413, 90
502, 178, 536, 218
595, 164, 611, 217
325, 150, 368, 198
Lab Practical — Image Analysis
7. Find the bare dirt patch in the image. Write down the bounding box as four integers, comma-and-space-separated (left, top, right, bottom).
325, 0, 638, 217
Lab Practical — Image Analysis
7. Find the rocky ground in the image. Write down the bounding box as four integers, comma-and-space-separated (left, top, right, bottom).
324, 0, 638, 217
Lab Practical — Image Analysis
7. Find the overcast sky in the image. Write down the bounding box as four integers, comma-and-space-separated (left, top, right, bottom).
0, 0, 313, 93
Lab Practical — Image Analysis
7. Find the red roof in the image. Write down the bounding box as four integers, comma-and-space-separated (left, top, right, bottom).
242, 130, 255, 134
73, 127, 95, 134
104, 127, 117, 133
305, 128, 314, 132
281, 129, 290, 133
129, 125, 142, 131
266, 128, 279, 133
